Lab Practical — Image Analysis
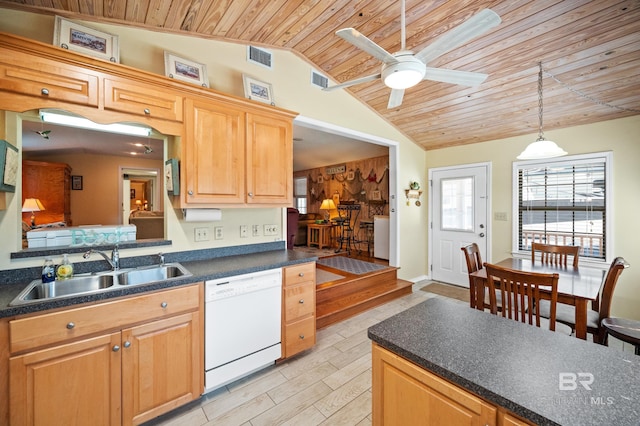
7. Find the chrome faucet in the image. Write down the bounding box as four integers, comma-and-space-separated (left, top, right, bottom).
157, 252, 165, 266
83, 246, 120, 271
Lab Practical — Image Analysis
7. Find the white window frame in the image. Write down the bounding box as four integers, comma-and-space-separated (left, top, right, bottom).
512, 151, 613, 266
293, 177, 307, 214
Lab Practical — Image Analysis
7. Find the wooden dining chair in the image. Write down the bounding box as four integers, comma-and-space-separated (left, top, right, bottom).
531, 242, 580, 267
484, 262, 560, 331
461, 243, 484, 309
538, 257, 629, 344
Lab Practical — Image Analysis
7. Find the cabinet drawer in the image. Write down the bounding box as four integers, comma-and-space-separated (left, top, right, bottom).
284, 263, 315, 287
284, 316, 315, 356
284, 283, 315, 320
0, 48, 98, 106
104, 78, 183, 121
10, 284, 199, 353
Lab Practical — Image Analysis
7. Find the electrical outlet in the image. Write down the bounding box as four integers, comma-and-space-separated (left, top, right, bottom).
214, 226, 223, 240
264, 224, 278, 236
240, 225, 248, 238
194, 227, 209, 242
252, 225, 260, 237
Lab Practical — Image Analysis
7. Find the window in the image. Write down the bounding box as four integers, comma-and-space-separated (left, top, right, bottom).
513, 152, 612, 261
294, 177, 307, 214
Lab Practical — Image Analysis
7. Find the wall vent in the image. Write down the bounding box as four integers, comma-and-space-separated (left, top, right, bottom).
311, 70, 328, 89
247, 46, 273, 69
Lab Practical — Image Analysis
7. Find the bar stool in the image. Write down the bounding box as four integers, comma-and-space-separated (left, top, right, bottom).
334, 203, 360, 255
602, 317, 640, 355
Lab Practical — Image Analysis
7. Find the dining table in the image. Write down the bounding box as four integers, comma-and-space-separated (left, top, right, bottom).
470, 258, 606, 340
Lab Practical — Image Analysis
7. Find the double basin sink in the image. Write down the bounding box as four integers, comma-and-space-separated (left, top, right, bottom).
10, 263, 192, 306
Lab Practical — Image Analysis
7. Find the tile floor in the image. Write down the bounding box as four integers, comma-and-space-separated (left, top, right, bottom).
144, 281, 446, 426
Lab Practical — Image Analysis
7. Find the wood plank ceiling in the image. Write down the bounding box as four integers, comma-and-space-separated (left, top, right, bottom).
1, 0, 638, 151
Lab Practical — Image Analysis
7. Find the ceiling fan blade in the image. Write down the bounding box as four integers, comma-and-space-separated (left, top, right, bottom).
323, 73, 381, 91
387, 89, 405, 109
424, 67, 488, 86
336, 28, 397, 64
415, 9, 501, 64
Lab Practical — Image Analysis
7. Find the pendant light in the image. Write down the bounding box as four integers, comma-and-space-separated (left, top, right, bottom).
517, 62, 567, 160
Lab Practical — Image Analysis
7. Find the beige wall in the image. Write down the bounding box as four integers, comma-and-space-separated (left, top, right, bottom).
425, 115, 640, 320
0, 9, 427, 280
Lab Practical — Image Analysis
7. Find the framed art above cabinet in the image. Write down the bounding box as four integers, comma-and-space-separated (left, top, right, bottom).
0, 139, 18, 192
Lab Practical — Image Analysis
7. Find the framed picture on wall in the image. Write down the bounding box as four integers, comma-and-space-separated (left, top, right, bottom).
164, 51, 209, 87
130, 188, 135, 199
243, 74, 274, 105
53, 16, 119, 62
71, 175, 83, 190
370, 190, 381, 201
0, 139, 18, 192
317, 175, 323, 184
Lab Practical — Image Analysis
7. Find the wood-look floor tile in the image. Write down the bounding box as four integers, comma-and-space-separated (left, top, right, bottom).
206, 393, 275, 425
323, 354, 371, 390
332, 328, 370, 353
279, 404, 327, 426
152, 407, 208, 426
320, 389, 372, 425
268, 362, 338, 404
313, 370, 371, 418
278, 345, 342, 380
329, 340, 372, 370
249, 381, 333, 426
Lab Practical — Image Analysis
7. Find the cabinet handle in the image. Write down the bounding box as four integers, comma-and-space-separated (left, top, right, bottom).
299, 299, 304, 304
144, 108, 150, 115
123, 341, 131, 348
299, 334, 305, 340
161, 301, 168, 308
66, 322, 75, 329
298, 272, 304, 277
112, 345, 120, 352
188, 190, 193, 196
41, 88, 49, 96
248, 192, 254, 198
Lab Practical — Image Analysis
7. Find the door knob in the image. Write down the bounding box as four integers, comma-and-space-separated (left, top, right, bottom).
479, 233, 485, 237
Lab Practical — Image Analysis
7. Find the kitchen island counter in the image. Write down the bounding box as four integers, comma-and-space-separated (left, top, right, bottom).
368, 297, 640, 426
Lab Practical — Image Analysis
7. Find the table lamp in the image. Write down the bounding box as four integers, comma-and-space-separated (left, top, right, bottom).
135, 199, 142, 210
320, 198, 336, 222
22, 198, 45, 226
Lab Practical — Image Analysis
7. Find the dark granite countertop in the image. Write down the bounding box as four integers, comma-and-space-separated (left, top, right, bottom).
368, 298, 640, 426
0, 242, 316, 318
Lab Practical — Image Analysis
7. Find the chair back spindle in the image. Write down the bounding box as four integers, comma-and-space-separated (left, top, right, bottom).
531, 242, 580, 267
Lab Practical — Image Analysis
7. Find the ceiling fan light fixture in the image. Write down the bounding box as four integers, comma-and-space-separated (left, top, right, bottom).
382, 54, 426, 90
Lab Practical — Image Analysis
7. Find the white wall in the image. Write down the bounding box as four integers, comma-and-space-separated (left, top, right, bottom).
0, 9, 427, 280
425, 115, 640, 320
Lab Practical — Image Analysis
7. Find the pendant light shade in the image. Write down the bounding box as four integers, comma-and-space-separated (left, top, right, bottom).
517, 63, 567, 160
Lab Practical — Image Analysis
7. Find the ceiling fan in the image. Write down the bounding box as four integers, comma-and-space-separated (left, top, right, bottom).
323, 1, 501, 108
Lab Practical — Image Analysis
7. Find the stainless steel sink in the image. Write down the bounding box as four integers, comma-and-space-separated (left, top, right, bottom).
9, 263, 192, 306
118, 264, 190, 286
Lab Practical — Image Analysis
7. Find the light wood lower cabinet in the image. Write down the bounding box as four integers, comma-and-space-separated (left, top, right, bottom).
372, 344, 533, 426
282, 262, 316, 358
9, 284, 203, 426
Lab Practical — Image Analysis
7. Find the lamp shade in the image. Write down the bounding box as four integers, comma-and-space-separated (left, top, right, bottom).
320, 199, 336, 210
517, 138, 567, 160
22, 198, 45, 212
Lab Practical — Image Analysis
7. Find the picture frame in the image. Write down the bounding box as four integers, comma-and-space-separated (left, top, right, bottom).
53, 16, 119, 63
71, 175, 83, 190
164, 51, 209, 88
317, 175, 324, 184
243, 74, 274, 105
130, 189, 135, 199
347, 170, 355, 181
165, 158, 180, 195
370, 190, 382, 201
0, 139, 18, 192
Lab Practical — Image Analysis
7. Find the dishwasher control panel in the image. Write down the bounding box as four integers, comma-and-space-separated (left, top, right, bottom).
205, 268, 282, 301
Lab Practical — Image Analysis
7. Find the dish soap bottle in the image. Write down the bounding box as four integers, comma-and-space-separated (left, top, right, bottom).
56, 254, 74, 280
42, 257, 55, 283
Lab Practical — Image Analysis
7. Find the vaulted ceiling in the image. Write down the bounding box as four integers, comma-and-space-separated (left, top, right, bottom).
2, 0, 639, 151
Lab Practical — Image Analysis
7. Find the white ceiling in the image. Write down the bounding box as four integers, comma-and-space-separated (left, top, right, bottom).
21, 118, 389, 172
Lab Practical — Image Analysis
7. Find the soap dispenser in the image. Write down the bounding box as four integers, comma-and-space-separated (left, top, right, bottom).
42, 257, 55, 283
56, 254, 74, 280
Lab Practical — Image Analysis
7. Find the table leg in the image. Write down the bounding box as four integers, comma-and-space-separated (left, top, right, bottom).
574, 299, 588, 340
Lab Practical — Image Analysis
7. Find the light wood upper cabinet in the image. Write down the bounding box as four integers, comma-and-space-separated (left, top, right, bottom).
104, 78, 183, 122
180, 97, 295, 207
246, 111, 293, 205
183, 97, 245, 204
0, 47, 99, 108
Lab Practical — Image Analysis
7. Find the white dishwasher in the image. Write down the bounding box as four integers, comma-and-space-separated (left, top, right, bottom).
204, 268, 282, 392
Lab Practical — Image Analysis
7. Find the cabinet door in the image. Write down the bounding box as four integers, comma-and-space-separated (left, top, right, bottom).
10, 332, 121, 426
121, 311, 201, 426
0, 48, 99, 108
246, 112, 293, 205
104, 78, 183, 122
372, 344, 496, 426
184, 98, 245, 204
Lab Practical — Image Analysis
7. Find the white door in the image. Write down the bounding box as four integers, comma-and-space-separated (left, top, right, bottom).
430, 164, 489, 286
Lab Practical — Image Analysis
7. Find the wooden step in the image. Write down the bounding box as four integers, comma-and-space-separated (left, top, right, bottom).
315, 266, 413, 329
